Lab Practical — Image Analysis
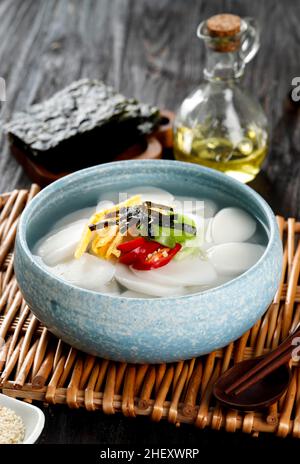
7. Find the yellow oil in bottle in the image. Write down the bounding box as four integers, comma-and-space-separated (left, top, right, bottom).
173, 125, 268, 183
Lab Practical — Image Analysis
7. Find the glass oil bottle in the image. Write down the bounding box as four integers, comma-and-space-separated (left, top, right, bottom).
173, 14, 268, 183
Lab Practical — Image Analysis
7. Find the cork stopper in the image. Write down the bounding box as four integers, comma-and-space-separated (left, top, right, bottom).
206, 14, 241, 52
207, 14, 241, 37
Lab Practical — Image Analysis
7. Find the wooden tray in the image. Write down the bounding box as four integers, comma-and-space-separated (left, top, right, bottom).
0, 186, 300, 439
9, 110, 174, 187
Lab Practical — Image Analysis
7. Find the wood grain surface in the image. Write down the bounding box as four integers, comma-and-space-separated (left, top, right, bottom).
0, 0, 300, 446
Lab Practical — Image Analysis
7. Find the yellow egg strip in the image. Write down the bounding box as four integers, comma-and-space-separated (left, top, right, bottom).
105, 231, 124, 259
74, 226, 93, 259
74, 194, 141, 259
95, 225, 118, 248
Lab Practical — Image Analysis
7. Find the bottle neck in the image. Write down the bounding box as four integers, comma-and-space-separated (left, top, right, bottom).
203, 48, 244, 82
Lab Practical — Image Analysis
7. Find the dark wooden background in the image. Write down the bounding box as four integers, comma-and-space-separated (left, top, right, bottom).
1, 0, 300, 448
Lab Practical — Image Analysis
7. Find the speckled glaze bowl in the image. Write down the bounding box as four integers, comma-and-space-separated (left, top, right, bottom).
14, 160, 282, 363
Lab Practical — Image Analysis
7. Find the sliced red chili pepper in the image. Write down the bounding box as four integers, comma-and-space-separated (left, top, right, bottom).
117, 237, 147, 253
119, 239, 161, 265
132, 243, 182, 270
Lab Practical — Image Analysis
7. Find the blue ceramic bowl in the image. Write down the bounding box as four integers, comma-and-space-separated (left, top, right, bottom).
14, 160, 282, 363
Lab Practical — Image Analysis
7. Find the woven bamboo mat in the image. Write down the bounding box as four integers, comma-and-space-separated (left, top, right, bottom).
1, 186, 300, 438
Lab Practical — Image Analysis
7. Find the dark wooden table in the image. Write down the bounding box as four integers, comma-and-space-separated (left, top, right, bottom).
1, 0, 300, 448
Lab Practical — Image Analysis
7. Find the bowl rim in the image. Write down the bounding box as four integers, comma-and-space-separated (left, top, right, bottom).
16, 159, 280, 301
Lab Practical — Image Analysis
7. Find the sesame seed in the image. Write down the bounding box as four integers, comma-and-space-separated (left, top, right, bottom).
0, 406, 25, 444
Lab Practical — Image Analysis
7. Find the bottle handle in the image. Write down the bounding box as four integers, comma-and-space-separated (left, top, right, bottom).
240, 17, 260, 64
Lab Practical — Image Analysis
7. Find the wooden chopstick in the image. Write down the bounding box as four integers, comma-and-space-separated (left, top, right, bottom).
225, 328, 300, 395
233, 345, 293, 396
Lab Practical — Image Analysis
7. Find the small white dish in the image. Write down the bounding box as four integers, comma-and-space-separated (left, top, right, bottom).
0, 393, 45, 444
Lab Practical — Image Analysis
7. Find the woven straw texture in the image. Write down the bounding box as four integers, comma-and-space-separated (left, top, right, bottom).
0, 186, 300, 438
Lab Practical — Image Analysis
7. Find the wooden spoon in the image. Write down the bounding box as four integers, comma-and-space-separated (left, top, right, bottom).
213, 325, 300, 410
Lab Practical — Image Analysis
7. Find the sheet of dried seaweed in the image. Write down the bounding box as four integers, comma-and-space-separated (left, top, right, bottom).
5, 79, 160, 172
